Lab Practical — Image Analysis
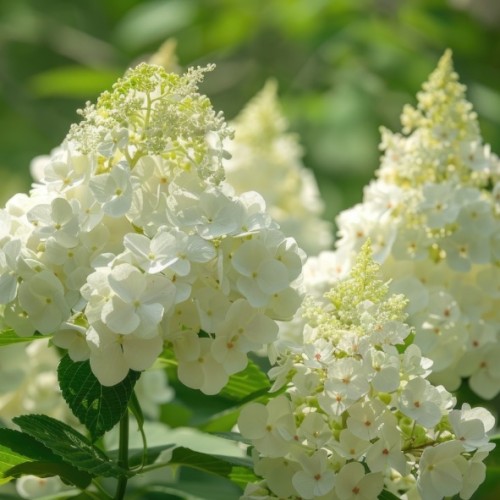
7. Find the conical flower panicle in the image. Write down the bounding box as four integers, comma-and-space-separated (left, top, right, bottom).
379, 50, 491, 188
332, 51, 500, 399
68, 63, 232, 184
240, 242, 495, 500
225, 81, 332, 255
230, 80, 290, 144
324, 240, 401, 320
0, 64, 304, 394
403, 49, 479, 139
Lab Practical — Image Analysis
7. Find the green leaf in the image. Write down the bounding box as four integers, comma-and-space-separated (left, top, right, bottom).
0, 428, 59, 484
0, 430, 90, 488
379, 491, 401, 500
29, 66, 122, 98
159, 402, 192, 428
58, 354, 141, 441
0, 330, 47, 347
197, 361, 272, 432
160, 351, 271, 430
7, 461, 92, 489
211, 454, 253, 469
169, 447, 233, 478
125, 444, 175, 468
107, 422, 248, 476
219, 359, 270, 402
0, 428, 60, 462
473, 441, 500, 499
0, 444, 31, 484
146, 467, 243, 500
13, 414, 126, 478
136, 474, 242, 500
197, 408, 240, 433
229, 466, 259, 490
211, 431, 252, 446
166, 447, 253, 481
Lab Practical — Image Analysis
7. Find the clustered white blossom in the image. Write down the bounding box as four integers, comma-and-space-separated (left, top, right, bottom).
332, 50, 500, 398
0, 63, 304, 394
239, 242, 495, 500
225, 81, 332, 255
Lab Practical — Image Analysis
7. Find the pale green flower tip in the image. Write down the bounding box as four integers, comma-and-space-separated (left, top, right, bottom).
232, 77, 287, 141
326, 239, 385, 302
378, 49, 489, 188
434, 48, 454, 82
401, 48, 478, 138
67, 62, 231, 184
304, 240, 408, 335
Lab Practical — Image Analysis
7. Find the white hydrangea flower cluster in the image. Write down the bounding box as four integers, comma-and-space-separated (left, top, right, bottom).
334, 50, 500, 398
0, 63, 304, 394
15, 475, 68, 499
239, 243, 495, 500
225, 81, 332, 256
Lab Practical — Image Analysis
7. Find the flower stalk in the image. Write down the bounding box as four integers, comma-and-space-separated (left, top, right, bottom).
114, 410, 129, 500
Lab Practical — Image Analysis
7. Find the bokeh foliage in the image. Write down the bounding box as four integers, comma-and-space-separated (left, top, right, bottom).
0, 0, 499, 220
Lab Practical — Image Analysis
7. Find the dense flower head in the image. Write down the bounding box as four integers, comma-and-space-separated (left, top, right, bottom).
334, 50, 500, 398
224, 80, 332, 255
0, 64, 304, 393
68, 63, 231, 185
239, 242, 494, 500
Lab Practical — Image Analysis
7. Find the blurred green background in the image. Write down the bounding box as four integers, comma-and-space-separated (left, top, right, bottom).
0, 0, 499, 221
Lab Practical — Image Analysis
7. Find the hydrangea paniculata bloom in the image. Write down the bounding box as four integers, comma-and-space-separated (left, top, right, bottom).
0, 63, 304, 394
239, 242, 495, 500
333, 50, 500, 398
225, 81, 332, 255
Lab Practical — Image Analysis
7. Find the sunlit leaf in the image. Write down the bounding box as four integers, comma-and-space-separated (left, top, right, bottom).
0, 428, 58, 484
229, 466, 258, 490
0, 444, 31, 484
219, 359, 270, 402
13, 415, 126, 478
0, 428, 91, 489
211, 431, 251, 446
7, 461, 92, 489
0, 330, 47, 347
58, 354, 140, 441
170, 447, 232, 477
197, 408, 239, 433
0, 428, 59, 462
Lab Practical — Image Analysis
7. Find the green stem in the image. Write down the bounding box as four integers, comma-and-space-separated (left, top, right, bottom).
114, 410, 130, 500
128, 390, 148, 470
